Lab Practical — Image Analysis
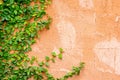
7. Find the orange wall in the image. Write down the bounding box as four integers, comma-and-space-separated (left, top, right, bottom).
28, 0, 120, 80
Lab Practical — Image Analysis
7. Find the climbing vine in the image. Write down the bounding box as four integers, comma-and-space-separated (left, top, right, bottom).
0, 0, 84, 80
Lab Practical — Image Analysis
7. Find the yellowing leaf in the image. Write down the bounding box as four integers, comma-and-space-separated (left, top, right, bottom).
0, 0, 3, 4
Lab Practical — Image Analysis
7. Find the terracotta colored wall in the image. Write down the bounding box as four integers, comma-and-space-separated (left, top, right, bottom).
28, 0, 120, 80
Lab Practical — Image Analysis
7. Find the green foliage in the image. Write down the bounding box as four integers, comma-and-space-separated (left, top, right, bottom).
59, 48, 64, 53
58, 53, 63, 60
0, 0, 85, 80
39, 62, 44, 67
51, 58, 55, 63
45, 56, 50, 62
45, 62, 49, 67
57, 62, 85, 80
58, 48, 63, 59
30, 56, 36, 65
51, 52, 57, 57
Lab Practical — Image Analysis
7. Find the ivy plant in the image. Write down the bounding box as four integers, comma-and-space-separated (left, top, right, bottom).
0, 0, 85, 80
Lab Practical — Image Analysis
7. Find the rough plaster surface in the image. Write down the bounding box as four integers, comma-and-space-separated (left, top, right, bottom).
28, 0, 120, 80
94, 37, 120, 75
79, 0, 94, 9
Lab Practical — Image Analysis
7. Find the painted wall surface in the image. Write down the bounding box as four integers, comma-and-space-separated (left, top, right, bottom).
28, 0, 120, 80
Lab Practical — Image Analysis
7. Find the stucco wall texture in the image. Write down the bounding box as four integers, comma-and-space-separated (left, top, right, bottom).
27, 0, 120, 80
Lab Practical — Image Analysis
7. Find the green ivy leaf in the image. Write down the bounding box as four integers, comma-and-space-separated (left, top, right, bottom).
45, 62, 49, 67
51, 52, 57, 57
45, 56, 50, 62
51, 58, 55, 63
59, 48, 64, 53
39, 62, 44, 67
30, 56, 36, 65
58, 53, 62, 60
